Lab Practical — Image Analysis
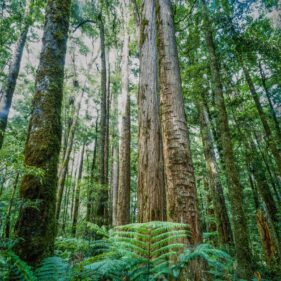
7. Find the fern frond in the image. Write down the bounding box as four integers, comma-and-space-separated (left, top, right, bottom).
35, 256, 70, 281
3, 250, 36, 281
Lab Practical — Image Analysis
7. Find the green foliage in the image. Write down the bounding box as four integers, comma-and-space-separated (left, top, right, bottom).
81, 221, 234, 281
0, 239, 36, 281
35, 257, 70, 281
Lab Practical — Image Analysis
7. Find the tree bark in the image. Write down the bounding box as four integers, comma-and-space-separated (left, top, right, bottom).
201, 0, 253, 278
156, 0, 201, 244
14, 0, 71, 265
72, 144, 85, 236
137, 0, 166, 222
0, 0, 32, 149
116, 0, 131, 226
96, 15, 109, 226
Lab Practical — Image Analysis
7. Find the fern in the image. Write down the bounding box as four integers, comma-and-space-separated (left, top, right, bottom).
35, 256, 70, 281
0, 240, 36, 281
174, 243, 234, 280
81, 221, 235, 281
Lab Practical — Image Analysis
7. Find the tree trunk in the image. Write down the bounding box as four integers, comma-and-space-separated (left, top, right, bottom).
156, 0, 201, 243
239, 54, 281, 174
137, 0, 165, 222
99, 16, 107, 185
104, 52, 110, 184
258, 61, 281, 139
14, 0, 71, 265
116, 0, 131, 226
4, 173, 19, 238
96, 15, 109, 226
0, 0, 32, 149
201, 0, 253, 278
56, 88, 84, 220
111, 146, 119, 226
72, 144, 85, 236
86, 118, 99, 222
70, 153, 78, 220
197, 99, 233, 246
61, 156, 75, 233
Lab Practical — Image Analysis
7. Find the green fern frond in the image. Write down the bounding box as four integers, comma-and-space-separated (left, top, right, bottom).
35, 256, 70, 281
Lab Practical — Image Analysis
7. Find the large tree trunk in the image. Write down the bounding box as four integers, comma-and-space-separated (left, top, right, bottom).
201, 1, 253, 278
156, 0, 201, 244
197, 99, 233, 246
137, 0, 166, 222
0, 0, 32, 149
116, 0, 131, 226
72, 144, 85, 236
14, 0, 71, 265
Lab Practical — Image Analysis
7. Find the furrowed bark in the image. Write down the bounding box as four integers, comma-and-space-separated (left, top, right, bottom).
137, 0, 166, 222
156, 0, 201, 243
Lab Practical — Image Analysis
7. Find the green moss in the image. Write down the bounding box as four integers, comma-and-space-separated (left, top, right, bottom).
140, 18, 149, 46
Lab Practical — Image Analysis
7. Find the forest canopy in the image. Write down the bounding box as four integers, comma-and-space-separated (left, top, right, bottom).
0, 0, 281, 280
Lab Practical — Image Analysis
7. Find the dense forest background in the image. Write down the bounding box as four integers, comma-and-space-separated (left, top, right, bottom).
0, 0, 281, 280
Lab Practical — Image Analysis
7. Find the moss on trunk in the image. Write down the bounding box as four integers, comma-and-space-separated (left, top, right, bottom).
14, 0, 71, 265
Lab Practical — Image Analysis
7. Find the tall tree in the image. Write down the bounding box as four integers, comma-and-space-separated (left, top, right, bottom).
116, 0, 131, 226
14, 0, 71, 265
96, 13, 109, 226
156, 0, 201, 244
0, 0, 33, 149
86, 117, 99, 222
201, 0, 253, 278
238, 53, 281, 174
56, 81, 84, 220
111, 146, 119, 226
197, 97, 233, 246
137, 0, 165, 222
